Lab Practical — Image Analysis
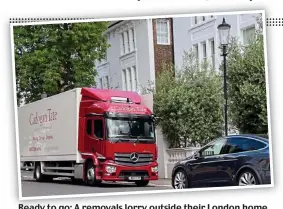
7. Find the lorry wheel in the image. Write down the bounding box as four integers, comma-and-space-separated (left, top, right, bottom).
34, 163, 44, 182
85, 162, 97, 186
34, 163, 53, 182
135, 180, 149, 187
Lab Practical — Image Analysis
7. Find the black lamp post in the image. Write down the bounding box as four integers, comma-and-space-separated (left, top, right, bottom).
217, 18, 231, 136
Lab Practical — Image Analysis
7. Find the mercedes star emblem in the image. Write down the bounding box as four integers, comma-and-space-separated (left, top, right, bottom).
130, 152, 139, 162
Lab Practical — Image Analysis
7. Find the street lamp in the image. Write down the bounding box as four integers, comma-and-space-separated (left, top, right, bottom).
217, 18, 231, 136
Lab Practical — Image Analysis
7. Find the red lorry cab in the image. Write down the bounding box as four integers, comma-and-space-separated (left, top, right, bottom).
78, 88, 158, 186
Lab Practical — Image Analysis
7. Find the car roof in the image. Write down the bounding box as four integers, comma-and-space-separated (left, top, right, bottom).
226, 134, 269, 143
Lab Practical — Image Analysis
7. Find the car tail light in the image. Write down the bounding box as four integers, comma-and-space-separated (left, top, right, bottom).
261, 157, 270, 170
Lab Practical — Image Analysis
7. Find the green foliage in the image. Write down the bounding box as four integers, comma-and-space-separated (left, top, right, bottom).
14, 22, 110, 105
151, 50, 223, 148
222, 24, 268, 134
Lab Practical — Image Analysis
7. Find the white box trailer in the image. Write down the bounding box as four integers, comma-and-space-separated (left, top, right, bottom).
18, 88, 82, 163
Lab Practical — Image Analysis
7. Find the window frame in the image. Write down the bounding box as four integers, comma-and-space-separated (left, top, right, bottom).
99, 78, 103, 89
222, 137, 268, 155
93, 119, 104, 139
202, 42, 207, 60
210, 39, 215, 70
156, 19, 170, 45
125, 30, 130, 53
127, 67, 132, 91
194, 16, 198, 25
242, 25, 256, 45
120, 33, 126, 55
131, 28, 136, 50
122, 69, 127, 90
197, 136, 268, 158
86, 119, 92, 136
132, 66, 138, 92
105, 76, 109, 89
199, 137, 227, 157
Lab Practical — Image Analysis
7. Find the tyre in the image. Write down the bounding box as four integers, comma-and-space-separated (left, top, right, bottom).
85, 161, 100, 186
135, 180, 149, 187
34, 163, 44, 182
34, 163, 53, 182
173, 169, 189, 189
237, 169, 259, 186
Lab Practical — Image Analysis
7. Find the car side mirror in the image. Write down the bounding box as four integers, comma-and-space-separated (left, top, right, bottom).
194, 152, 201, 159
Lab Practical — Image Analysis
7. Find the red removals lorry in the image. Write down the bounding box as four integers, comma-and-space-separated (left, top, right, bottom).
18, 88, 158, 186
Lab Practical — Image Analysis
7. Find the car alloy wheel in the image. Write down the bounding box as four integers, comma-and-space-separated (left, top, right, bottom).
173, 170, 187, 189
238, 171, 257, 186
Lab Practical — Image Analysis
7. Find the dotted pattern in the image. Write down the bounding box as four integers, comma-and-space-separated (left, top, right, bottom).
9, 18, 92, 23
266, 18, 283, 26
9, 18, 283, 26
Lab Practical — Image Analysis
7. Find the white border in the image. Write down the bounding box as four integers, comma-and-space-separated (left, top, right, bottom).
10, 23, 23, 199
10, 9, 273, 201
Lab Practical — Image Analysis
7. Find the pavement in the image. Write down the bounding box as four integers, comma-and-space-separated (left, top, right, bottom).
20, 171, 172, 197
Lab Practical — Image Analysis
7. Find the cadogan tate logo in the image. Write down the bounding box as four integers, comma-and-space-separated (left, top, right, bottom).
29, 108, 58, 125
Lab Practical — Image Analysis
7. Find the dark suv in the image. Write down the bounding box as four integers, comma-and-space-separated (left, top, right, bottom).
171, 134, 271, 189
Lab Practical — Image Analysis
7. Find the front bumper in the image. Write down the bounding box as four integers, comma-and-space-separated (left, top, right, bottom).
97, 160, 159, 181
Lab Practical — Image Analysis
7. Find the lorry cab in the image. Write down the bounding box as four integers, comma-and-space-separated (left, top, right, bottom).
78, 88, 158, 186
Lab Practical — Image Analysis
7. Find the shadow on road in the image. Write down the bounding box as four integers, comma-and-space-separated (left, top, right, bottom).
22, 178, 157, 188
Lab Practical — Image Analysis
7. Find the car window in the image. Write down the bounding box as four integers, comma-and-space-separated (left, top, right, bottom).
223, 137, 266, 154
200, 138, 226, 157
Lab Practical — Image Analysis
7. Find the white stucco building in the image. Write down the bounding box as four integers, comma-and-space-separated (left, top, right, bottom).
95, 18, 174, 92
96, 13, 260, 91
173, 13, 260, 72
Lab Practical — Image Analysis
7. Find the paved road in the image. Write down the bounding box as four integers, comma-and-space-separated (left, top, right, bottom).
21, 171, 172, 197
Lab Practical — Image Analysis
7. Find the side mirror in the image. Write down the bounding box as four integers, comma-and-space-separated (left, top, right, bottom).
194, 152, 201, 159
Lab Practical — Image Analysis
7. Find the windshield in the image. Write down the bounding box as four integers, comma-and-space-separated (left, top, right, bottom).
106, 117, 155, 143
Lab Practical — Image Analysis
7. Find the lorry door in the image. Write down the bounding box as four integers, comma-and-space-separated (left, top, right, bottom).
85, 116, 105, 155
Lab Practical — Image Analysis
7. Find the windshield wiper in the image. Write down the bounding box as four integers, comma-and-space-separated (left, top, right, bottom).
114, 138, 123, 143
132, 135, 141, 143
113, 138, 130, 143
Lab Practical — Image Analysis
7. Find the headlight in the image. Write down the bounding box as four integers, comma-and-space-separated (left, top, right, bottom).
151, 166, 158, 173
105, 165, 116, 173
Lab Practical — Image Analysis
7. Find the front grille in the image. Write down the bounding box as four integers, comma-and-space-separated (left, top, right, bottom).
118, 170, 149, 178
114, 152, 153, 166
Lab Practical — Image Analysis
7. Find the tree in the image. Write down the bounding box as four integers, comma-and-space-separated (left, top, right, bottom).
222, 15, 268, 134
145, 51, 223, 148
14, 22, 110, 105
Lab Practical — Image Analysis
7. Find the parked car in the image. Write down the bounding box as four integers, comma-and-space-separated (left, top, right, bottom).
171, 134, 271, 189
